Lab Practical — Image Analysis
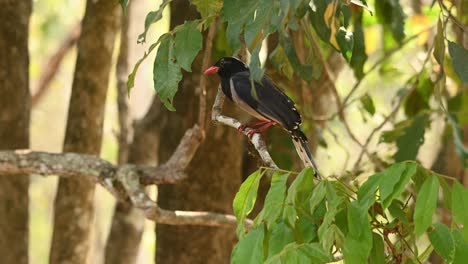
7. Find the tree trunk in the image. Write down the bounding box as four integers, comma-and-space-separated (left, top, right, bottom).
49, 1, 120, 263
155, 1, 243, 263
0, 1, 32, 263
105, 99, 162, 264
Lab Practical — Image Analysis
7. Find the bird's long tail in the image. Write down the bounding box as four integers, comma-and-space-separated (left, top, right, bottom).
291, 130, 321, 179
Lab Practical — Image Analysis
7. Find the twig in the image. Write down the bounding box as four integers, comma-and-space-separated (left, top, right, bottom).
32, 23, 81, 106
211, 86, 278, 169
302, 18, 369, 157
197, 20, 217, 133
342, 26, 435, 108
353, 37, 437, 170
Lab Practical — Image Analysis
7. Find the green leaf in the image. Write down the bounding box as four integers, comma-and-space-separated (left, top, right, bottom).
260, 172, 289, 228
429, 223, 455, 263
318, 183, 343, 242
357, 172, 383, 209
369, 233, 386, 264
119, 0, 129, 13
191, 0, 222, 18
381, 162, 418, 208
233, 169, 265, 236
174, 21, 203, 72
244, 0, 272, 50
453, 230, 468, 264
267, 222, 295, 258
226, 22, 242, 51
336, 27, 354, 60
448, 41, 468, 83
153, 36, 183, 111
404, 70, 434, 117
269, 45, 294, 79
343, 201, 373, 264
350, 0, 372, 14
309, 181, 327, 214
265, 242, 331, 264
350, 10, 367, 79
360, 93, 375, 116
283, 168, 315, 227
375, 0, 406, 43
382, 113, 430, 162
452, 181, 468, 240
388, 200, 409, 225
414, 175, 439, 236
249, 46, 264, 82
221, 0, 259, 26
127, 36, 164, 94
378, 162, 407, 206
433, 18, 445, 67
232, 225, 265, 264
138, 0, 170, 43
281, 35, 314, 81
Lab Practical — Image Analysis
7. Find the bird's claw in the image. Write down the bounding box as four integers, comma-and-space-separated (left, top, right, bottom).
237, 124, 247, 134
246, 130, 256, 140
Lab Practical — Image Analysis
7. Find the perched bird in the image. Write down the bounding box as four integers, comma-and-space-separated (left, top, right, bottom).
204, 57, 321, 178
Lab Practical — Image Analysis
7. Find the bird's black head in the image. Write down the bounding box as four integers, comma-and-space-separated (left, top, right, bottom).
204, 57, 248, 78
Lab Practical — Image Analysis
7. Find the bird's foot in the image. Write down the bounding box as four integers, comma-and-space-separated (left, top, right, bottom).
237, 124, 248, 134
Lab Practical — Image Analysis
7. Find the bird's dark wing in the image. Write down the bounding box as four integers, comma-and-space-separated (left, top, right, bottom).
230, 71, 302, 131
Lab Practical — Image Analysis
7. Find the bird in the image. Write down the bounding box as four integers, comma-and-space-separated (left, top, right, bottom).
204, 57, 321, 178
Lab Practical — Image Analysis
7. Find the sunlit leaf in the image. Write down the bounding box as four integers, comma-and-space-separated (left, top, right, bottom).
265, 242, 331, 264
343, 201, 373, 264
233, 169, 265, 236
453, 230, 468, 264
191, 0, 222, 18
429, 223, 455, 263
260, 172, 289, 228
232, 225, 265, 264
452, 181, 468, 240
267, 222, 295, 258
414, 175, 439, 236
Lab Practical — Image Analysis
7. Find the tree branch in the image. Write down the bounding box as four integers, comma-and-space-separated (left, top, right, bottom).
0, 144, 250, 228
211, 86, 278, 169
32, 23, 81, 107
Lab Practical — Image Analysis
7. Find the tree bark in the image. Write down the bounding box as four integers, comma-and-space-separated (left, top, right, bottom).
49, 0, 120, 263
155, 1, 243, 263
0, 0, 32, 263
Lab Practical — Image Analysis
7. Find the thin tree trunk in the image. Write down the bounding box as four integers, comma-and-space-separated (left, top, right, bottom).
0, 1, 32, 263
155, 1, 243, 263
105, 98, 162, 263
49, 1, 120, 263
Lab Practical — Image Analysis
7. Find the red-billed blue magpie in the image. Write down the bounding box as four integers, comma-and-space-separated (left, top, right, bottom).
204, 57, 321, 178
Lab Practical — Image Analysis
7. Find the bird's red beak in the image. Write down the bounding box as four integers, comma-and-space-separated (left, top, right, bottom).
204, 66, 219, 75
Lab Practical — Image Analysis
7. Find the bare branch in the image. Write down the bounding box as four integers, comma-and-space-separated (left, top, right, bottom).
0, 147, 248, 228
197, 20, 217, 133
211, 86, 278, 168
32, 23, 81, 107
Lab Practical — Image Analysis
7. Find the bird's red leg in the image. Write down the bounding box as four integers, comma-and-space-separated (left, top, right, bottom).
246, 121, 276, 139
238, 120, 270, 133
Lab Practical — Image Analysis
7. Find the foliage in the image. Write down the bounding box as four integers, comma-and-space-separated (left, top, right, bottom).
232, 165, 468, 263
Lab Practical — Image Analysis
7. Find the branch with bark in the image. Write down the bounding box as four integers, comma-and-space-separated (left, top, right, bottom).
0, 126, 250, 228
211, 86, 279, 169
